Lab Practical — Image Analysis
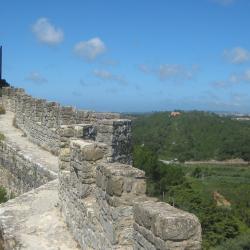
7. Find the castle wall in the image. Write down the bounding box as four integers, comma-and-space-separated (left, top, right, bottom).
58, 132, 202, 249
0, 140, 57, 196
0, 87, 202, 250
133, 201, 202, 250
1, 87, 131, 162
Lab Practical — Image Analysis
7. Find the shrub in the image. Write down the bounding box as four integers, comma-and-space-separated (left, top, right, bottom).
0, 186, 7, 203
213, 233, 250, 250
0, 106, 5, 115
0, 133, 4, 141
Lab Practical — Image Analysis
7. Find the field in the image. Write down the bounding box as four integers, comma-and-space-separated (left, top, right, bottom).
181, 163, 250, 207
154, 163, 250, 249
132, 111, 250, 162
131, 111, 250, 249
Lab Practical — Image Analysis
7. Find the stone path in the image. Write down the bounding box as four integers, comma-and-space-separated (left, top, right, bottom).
0, 112, 80, 249
0, 112, 58, 173
0, 180, 79, 250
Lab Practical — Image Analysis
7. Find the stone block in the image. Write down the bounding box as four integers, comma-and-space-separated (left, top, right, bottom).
96, 163, 146, 198
133, 201, 202, 250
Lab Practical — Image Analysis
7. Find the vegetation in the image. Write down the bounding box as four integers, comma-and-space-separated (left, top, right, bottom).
212, 233, 250, 250
132, 111, 250, 249
0, 106, 5, 115
132, 111, 250, 162
0, 186, 7, 204
133, 148, 250, 249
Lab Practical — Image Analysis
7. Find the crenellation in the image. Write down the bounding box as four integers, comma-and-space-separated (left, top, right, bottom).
60, 106, 77, 125
133, 201, 202, 250
0, 139, 57, 196
0, 86, 202, 250
1, 87, 132, 158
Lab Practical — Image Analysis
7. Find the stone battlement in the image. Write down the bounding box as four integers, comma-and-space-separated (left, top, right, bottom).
0, 87, 202, 249
1, 87, 131, 162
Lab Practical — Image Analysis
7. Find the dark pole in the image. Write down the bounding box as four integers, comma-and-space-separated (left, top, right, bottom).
0, 46, 2, 80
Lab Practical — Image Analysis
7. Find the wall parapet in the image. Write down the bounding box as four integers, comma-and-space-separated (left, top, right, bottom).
133, 201, 201, 250
0, 86, 202, 249
59, 137, 202, 249
1, 87, 131, 163
0, 139, 57, 196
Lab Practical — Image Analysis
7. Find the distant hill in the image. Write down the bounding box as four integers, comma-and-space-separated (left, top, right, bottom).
132, 111, 250, 162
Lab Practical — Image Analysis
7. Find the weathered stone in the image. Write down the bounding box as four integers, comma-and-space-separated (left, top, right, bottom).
133, 201, 202, 250
0, 86, 202, 250
0, 180, 79, 250
82, 144, 105, 161
107, 176, 124, 196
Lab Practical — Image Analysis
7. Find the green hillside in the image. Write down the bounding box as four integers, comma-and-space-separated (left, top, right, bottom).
132, 111, 250, 249
132, 111, 250, 162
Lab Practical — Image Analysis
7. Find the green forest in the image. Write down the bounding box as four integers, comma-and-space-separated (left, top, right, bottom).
132, 111, 250, 249
132, 111, 250, 162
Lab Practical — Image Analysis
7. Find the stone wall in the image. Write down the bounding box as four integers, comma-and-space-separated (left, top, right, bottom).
133, 201, 201, 249
59, 134, 202, 249
0, 139, 57, 196
1, 87, 131, 161
0, 87, 202, 249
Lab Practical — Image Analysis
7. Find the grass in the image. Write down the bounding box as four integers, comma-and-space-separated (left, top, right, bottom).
158, 163, 250, 248
181, 164, 250, 204
0, 106, 5, 115
0, 133, 4, 141
0, 186, 7, 204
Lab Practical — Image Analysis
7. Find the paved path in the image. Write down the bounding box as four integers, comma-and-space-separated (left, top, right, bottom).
0, 180, 79, 250
0, 112, 58, 173
0, 112, 80, 249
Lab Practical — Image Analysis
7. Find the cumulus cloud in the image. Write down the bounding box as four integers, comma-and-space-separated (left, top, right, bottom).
139, 64, 151, 74
213, 69, 250, 88
93, 69, 127, 85
224, 47, 250, 64
139, 64, 198, 81
32, 18, 64, 45
74, 38, 106, 61
158, 64, 196, 80
232, 69, 250, 82
26, 72, 48, 84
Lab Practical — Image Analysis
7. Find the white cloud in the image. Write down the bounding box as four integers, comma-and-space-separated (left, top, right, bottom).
224, 47, 250, 64
32, 18, 64, 45
158, 64, 195, 80
139, 64, 151, 74
212, 68, 250, 88
228, 69, 250, 83
139, 64, 198, 81
74, 38, 106, 61
93, 69, 127, 85
26, 72, 47, 84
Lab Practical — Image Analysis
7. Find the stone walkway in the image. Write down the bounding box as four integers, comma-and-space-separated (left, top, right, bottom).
0, 112, 80, 249
0, 180, 79, 250
0, 112, 58, 173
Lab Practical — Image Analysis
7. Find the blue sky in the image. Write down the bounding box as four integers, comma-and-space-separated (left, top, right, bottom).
1, 0, 250, 112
